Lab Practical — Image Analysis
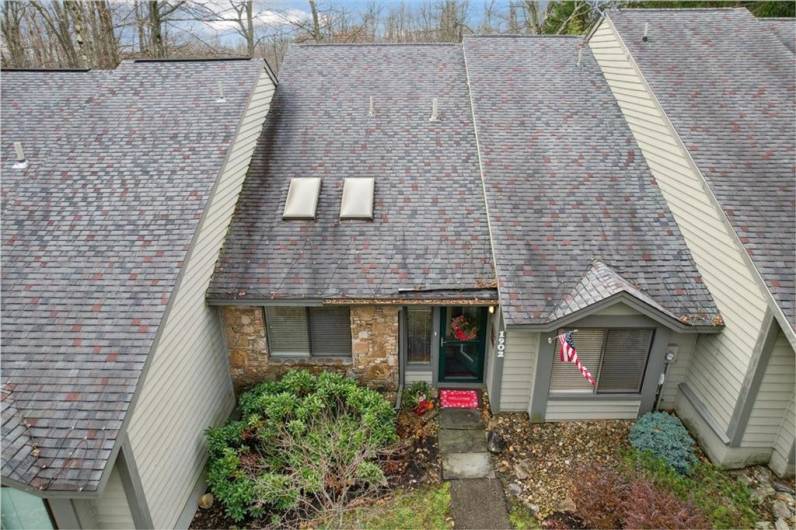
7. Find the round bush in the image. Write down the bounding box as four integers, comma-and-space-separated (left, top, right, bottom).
206, 370, 397, 524
629, 412, 697, 474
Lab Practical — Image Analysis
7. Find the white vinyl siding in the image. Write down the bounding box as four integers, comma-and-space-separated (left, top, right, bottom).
545, 399, 641, 421
126, 68, 275, 529
500, 329, 538, 411
73, 464, 134, 530
770, 393, 795, 476
590, 18, 771, 432
742, 328, 796, 448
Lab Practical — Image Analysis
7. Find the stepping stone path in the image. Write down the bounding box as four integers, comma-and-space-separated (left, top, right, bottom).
439, 406, 511, 529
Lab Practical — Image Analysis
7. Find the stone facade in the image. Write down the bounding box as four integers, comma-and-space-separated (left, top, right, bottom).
219, 305, 399, 393
349, 305, 399, 391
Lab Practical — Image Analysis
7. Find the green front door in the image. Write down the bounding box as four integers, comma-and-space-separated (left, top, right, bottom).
439, 306, 487, 383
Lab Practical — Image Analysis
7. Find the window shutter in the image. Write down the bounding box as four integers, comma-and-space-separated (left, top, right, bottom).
308, 306, 352, 356
265, 307, 310, 356
597, 329, 653, 393
549, 329, 605, 393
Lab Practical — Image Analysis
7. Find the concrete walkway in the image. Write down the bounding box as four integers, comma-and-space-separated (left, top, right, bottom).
439, 408, 511, 529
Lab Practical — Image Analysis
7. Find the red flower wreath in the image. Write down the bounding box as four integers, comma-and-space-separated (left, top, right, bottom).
450, 315, 478, 341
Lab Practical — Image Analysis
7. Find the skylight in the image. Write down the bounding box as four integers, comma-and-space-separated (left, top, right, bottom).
340, 178, 375, 220
283, 178, 321, 219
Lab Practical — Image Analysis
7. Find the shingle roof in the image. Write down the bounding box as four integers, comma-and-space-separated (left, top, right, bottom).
549, 260, 676, 322
207, 44, 496, 302
608, 8, 796, 328
463, 36, 719, 327
761, 18, 796, 53
1, 59, 264, 492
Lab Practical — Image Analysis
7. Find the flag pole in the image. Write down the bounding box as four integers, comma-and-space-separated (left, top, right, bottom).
547, 329, 579, 344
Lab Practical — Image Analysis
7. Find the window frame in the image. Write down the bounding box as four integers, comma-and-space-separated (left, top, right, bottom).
405, 306, 434, 366
264, 306, 352, 359
549, 327, 655, 396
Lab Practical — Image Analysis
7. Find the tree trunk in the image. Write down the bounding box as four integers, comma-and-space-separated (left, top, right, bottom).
96, 0, 119, 67
309, 0, 322, 42
245, 0, 255, 56
148, 0, 165, 58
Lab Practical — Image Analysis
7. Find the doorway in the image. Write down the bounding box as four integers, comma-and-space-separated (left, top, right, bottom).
438, 306, 487, 383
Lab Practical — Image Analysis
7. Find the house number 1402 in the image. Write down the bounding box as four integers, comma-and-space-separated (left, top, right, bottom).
497, 330, 506, 358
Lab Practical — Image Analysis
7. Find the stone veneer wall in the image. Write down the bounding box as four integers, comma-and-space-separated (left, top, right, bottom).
219, 305, 399, 392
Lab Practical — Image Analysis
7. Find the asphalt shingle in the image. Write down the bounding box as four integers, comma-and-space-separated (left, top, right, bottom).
1, 59, 264, 492
609, 8, 796, 328
463, 36, 719, 327
208, 45, 496, 302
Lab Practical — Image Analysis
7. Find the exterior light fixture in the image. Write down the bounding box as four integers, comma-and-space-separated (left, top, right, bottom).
488, 305, 495, 314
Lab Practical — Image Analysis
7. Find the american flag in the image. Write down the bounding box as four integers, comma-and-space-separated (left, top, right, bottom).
558, 331, 596, 386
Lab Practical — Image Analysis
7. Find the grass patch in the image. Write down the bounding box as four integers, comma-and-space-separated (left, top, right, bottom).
326, 483, 452, 530
623, 449, 759, 529
507, 502, 540, 530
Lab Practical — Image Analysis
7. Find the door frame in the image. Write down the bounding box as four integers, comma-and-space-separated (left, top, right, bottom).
438, 306, 488, 383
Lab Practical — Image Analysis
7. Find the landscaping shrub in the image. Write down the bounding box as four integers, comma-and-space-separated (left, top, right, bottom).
206, 370, 397, 525
621, 479, 709, 529
400, 381, 431, 409
573, 464, 627, 529
573, 460, 709, 529
623, 449, 758, 529
629, 412, 696, 474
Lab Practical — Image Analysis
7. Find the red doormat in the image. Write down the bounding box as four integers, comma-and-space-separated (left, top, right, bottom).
439, 389, 479, 409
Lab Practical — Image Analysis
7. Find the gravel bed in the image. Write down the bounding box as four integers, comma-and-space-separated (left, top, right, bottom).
489, 413, 632, 519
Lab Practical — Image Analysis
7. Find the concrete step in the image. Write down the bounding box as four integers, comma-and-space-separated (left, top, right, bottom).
450, 479, 511, 529
439, 428, 488, 453
442, 452, 494, 479
439, 408, 484, 430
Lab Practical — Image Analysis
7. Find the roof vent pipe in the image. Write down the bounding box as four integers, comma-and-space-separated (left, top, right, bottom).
429, 97, 439, 122
215, 80, 226, 103
642, 22, 649, 42
577, 47, 583, 68
13, 142, 28, 169
368, 96, 375, 117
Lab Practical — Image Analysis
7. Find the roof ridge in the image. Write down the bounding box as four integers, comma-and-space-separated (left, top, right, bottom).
295, 42, 460, 47
609, 7, 749, 12
465, 34, 581, 39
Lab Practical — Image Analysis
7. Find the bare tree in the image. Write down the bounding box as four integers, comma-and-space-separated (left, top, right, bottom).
1, 1, 27, 67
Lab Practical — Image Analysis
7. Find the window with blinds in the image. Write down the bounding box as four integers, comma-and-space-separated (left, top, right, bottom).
265, 306, 352, 357
549, 328, 654, 394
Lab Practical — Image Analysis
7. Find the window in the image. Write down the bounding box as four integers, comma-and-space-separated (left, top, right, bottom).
283, 177, 321, 219
265, 306, 352, 357
1, 488, 54, 530
550, 328, 654, 394
406, 307, 433, 364
340, 178, 374, 219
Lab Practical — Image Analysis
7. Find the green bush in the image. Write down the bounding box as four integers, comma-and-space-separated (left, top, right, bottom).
629, 412, 696, 474
206, 370, 397, 523
400, 381, 431, 409
623, 449, 758, 529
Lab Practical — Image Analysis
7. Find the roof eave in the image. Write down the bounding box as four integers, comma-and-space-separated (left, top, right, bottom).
507, 292, 723, 334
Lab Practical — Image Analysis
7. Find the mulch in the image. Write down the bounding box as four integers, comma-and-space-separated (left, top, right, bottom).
490, 413, 633, 521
